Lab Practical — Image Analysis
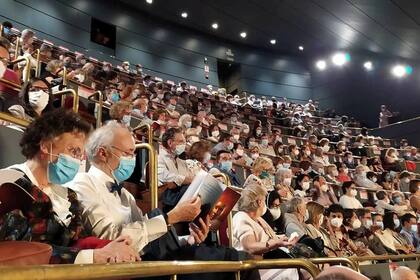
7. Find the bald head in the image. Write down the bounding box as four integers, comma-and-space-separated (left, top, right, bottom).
315, 266, 369, 280
391, 267, 417, 280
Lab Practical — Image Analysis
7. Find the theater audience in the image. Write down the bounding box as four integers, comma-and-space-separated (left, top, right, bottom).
232, 181, 299, 280
158, 128, 195, 212
339, 181, 363, 209
1, 109, 139, 264
8, 77, 52, 121
244, 156, 275, 191
209, 150, 240, 186
312, 175, 338, 207
399, 213, 419, 252
375, 190, 408, 216
68, 121, 206, 253
284, 197, 307, 238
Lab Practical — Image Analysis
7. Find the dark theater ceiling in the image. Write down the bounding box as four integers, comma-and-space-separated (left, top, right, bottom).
120, 0, 420, 59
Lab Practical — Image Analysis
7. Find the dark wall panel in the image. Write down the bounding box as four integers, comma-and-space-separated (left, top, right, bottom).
0, 0, 312, 98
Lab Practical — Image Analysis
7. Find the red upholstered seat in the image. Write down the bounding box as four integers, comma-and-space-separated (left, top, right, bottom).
0, 241, 52, 265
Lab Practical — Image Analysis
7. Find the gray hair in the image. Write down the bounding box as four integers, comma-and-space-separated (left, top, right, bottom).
275, 167, 292, 185
238, 180, 267, 212
85, 121, 126, 162
287, 197, 305, 214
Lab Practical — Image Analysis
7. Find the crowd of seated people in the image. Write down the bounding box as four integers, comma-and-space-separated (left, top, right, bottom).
0, 26, 420, 280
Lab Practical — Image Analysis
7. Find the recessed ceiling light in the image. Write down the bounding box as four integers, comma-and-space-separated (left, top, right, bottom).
181, 12, 188, 18
331, 52, 351, 66
212, 23, 218, 29
298, 45, 304, 51
363, 61, 373, 71
316, 60, 327, 71
270, 39, 276, 45
146, 0, 153, 4
240, 32, 247, 38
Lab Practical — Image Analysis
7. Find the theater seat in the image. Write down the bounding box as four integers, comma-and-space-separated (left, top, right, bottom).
0, 241, 52, 265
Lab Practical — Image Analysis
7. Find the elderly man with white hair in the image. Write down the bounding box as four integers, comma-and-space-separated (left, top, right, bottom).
354, 165, 382, 190
67, 121, 207, 254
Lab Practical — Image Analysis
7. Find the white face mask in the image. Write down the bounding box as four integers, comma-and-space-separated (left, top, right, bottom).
411, 224, 418, 233
350, 189, 358, 197
302, 181, 310, 191
294, 150, 300, 156
211, 130, 220, 137
393, 219, 400, 228
320, 184, 329, 192
203, 152, 211, 163
372, 177, 377, 183
352, 219, 362, 229
283, 163, 291, 169
376, 221, 384, 230
251, 153, 259, 159
122, 114, 131, 126
29, 90, 49, 111
269, 207, 281, 221
233, 134, 240, 140
283, 177, 292, 186
322, 145, 330, 153
365, 219, 373, 229
330, 217, 343, 228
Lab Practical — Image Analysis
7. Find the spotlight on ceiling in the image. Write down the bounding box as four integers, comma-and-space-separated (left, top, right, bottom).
240, 32, 247, 38
270, 39, 276, 45
316, 60, 327, 71
331, 52, 351, 66
298, 45, 304, 51
211, 23, 218, 29
146, 0, 153, 4
181, 12, 188, 18
391, 64, 412, 78
363, 61, 373, 71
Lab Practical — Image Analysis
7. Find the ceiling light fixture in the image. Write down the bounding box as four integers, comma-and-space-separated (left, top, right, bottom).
298, 45, 304, 51
181, 12, 188, 18
240, 32, 247, 38
391, 65, 406, 77
212, 23, 218, 29
316, 60, 327, 71
331, 52, 351, 66
270, 39, 276, 45
146, 0, 153, 4
363, 61, 373, 71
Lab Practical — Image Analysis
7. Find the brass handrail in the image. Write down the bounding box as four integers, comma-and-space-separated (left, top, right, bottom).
135, 143, 158, 209
0, 259, 320, 280
53, 89, 79, 113
14, 37, 19, 60
350, 253, 420, 265
33, 49, 41, 78
212, 173, 234, 248
62, 66, 68, 86
0, 111, 30, 127
250, 259, 320, 277
10, 57, 31, 83
133, 123, 153, 145
87, 91, 103, 128
310, 257, 358, 271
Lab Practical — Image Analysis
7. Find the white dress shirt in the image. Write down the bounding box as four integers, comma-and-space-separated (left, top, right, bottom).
67, 165, 167, 253
9, 162, 93, 264
339, 194, 363, 209
158, 146, 194, 187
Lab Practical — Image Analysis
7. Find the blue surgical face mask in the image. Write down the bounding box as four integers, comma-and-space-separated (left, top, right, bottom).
220, 160, 232, 172
48, 153, 81, 185
111, 91, 120, 103
111, 154, 136, 183
259, 170, 270, 179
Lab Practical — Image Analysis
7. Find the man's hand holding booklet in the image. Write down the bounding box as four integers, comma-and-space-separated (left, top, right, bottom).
177, 170, 241, 229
